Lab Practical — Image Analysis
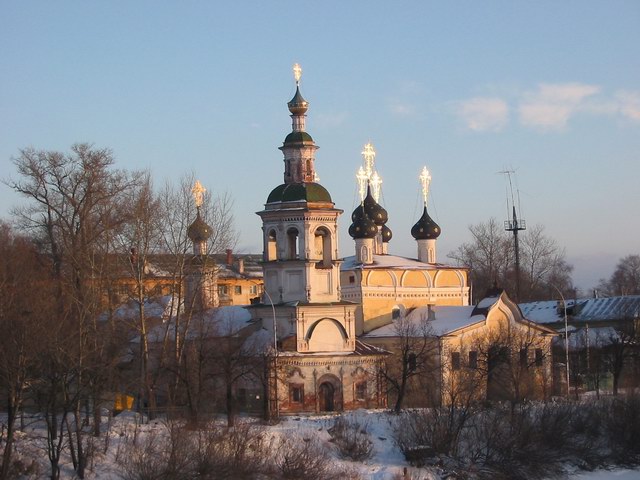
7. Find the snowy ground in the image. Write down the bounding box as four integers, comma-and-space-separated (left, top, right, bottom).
3, 409, 639, 479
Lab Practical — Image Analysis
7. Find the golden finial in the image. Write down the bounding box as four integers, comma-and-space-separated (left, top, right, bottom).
419, 167, 432, 206
293, 63, 302, 85
192, 180, 206, 208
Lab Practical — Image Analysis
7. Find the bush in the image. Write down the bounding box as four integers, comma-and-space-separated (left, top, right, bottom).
328, 416, 373, 461
272, 436, 332, 480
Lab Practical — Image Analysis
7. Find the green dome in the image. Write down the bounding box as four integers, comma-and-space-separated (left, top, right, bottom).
266, 182, 332, 204
283, 131, 314, 145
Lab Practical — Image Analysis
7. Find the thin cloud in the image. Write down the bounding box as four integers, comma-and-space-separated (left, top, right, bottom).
457, 97, 509, 132
616, 90, 640, 121
518, 83, 600, 129
388, 101, 416, 116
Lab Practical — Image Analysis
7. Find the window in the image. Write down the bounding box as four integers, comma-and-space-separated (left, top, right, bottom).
535, 348, 544, 367
287, 228, 299, 259
289, 384, 304, 404
355, 381, 367, 402
234, 285, 242, 295
468, 351, 478, 369
392, 307, 401, 320
267, 230, 277, 261
520, 348, 529, 367
218, 285, 228, 296
451, 352, 461, 371
314, 227, 332, 267
250, 285, 259, 295
407, 353, 417, 372
349, 275, 355, 284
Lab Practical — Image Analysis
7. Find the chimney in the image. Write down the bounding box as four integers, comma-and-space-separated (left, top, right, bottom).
226, 248, 233, 266
237, 258, 245, 274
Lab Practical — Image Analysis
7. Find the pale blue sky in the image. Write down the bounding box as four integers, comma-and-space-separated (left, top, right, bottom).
1, 1, 639, 291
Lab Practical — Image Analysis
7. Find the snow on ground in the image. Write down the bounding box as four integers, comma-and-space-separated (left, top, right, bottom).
2, 409, 639, 479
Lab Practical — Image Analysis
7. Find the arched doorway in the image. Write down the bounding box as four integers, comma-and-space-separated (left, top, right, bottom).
316, 373, 342, 412
319, 382, 335, 411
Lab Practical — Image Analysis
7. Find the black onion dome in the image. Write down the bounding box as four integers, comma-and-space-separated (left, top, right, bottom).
187, 209, 212, 243
287, 86, 309, 114
351, 203, 365, 222
381, 224, 393, 243
363, 186, 388, 226
411, 206, 441, 240
266, 182, 332, 204
349, 210, 378, 239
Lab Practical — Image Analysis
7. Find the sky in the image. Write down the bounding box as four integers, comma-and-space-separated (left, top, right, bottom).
1, 1, 639, 292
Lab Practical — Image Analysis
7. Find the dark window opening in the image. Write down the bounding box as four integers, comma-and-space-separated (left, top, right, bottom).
520, 348, 529, 367
355, 381, 367, 401
468, 351, 478, 369
535, 348, 544, 367
452, 352, 461, 371
290, 384, 304, 404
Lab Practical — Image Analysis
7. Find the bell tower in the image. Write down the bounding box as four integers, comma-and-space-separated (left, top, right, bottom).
257, 64, 343, 305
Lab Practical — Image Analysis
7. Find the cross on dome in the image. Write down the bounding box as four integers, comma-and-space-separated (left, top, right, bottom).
419, 166, 432, 206
356, 142, 383, 202
192, 180, 206, 208
293, 63, 302, 85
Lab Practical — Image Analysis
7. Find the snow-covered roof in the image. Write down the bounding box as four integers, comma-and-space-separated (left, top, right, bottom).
132, 305, 254, 343
520, 295, 640, 325
364, 305, 483, 338
341, 254, 463, 271
108, 295, 179, 322
553, 326, 622, 350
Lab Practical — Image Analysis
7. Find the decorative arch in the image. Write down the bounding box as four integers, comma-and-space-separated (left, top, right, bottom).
400, 270, 431, 288
434, 269, 464, 288
366, 270, 397, 287
305, 318, 349, 352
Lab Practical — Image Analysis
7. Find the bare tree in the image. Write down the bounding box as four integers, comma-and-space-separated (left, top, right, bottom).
7, 144, 140, 478
0, 223, 52, 479
448, 218, 514, 299
449, 219, 573, 301
378, 310, 438, 413
599, 254, 640, 296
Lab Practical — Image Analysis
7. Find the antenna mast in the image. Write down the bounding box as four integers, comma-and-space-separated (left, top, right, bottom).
500, 170, 526, 301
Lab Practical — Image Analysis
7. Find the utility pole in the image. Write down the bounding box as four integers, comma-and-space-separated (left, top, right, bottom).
501, 170, 526, 301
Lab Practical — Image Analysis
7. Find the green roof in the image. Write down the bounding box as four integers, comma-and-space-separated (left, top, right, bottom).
266, 182, 332, 204
283, 131, 314, 145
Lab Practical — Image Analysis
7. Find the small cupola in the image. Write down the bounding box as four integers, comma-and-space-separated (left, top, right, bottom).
188, 181, 213, 255
413, 167, 440, 263
363, 185, 388, 226
349, 205, 378, 239
411, 206, 441, 240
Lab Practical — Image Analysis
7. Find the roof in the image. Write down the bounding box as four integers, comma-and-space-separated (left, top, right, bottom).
520, 295, 640, 325
97, 253, 263, 280
341, 254, 464, 271
364, 304, 483, 338
266, 182, 332, 204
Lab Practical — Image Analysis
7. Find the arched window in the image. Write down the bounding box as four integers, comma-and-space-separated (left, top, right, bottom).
392, 304, 405, 320
267, 229, 277, 261
359, 245, 371, 264
314, 227, 332, 267
286, 227, 299, 260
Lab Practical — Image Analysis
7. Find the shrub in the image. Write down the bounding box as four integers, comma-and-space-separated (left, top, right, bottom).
328, 416, 374, 461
